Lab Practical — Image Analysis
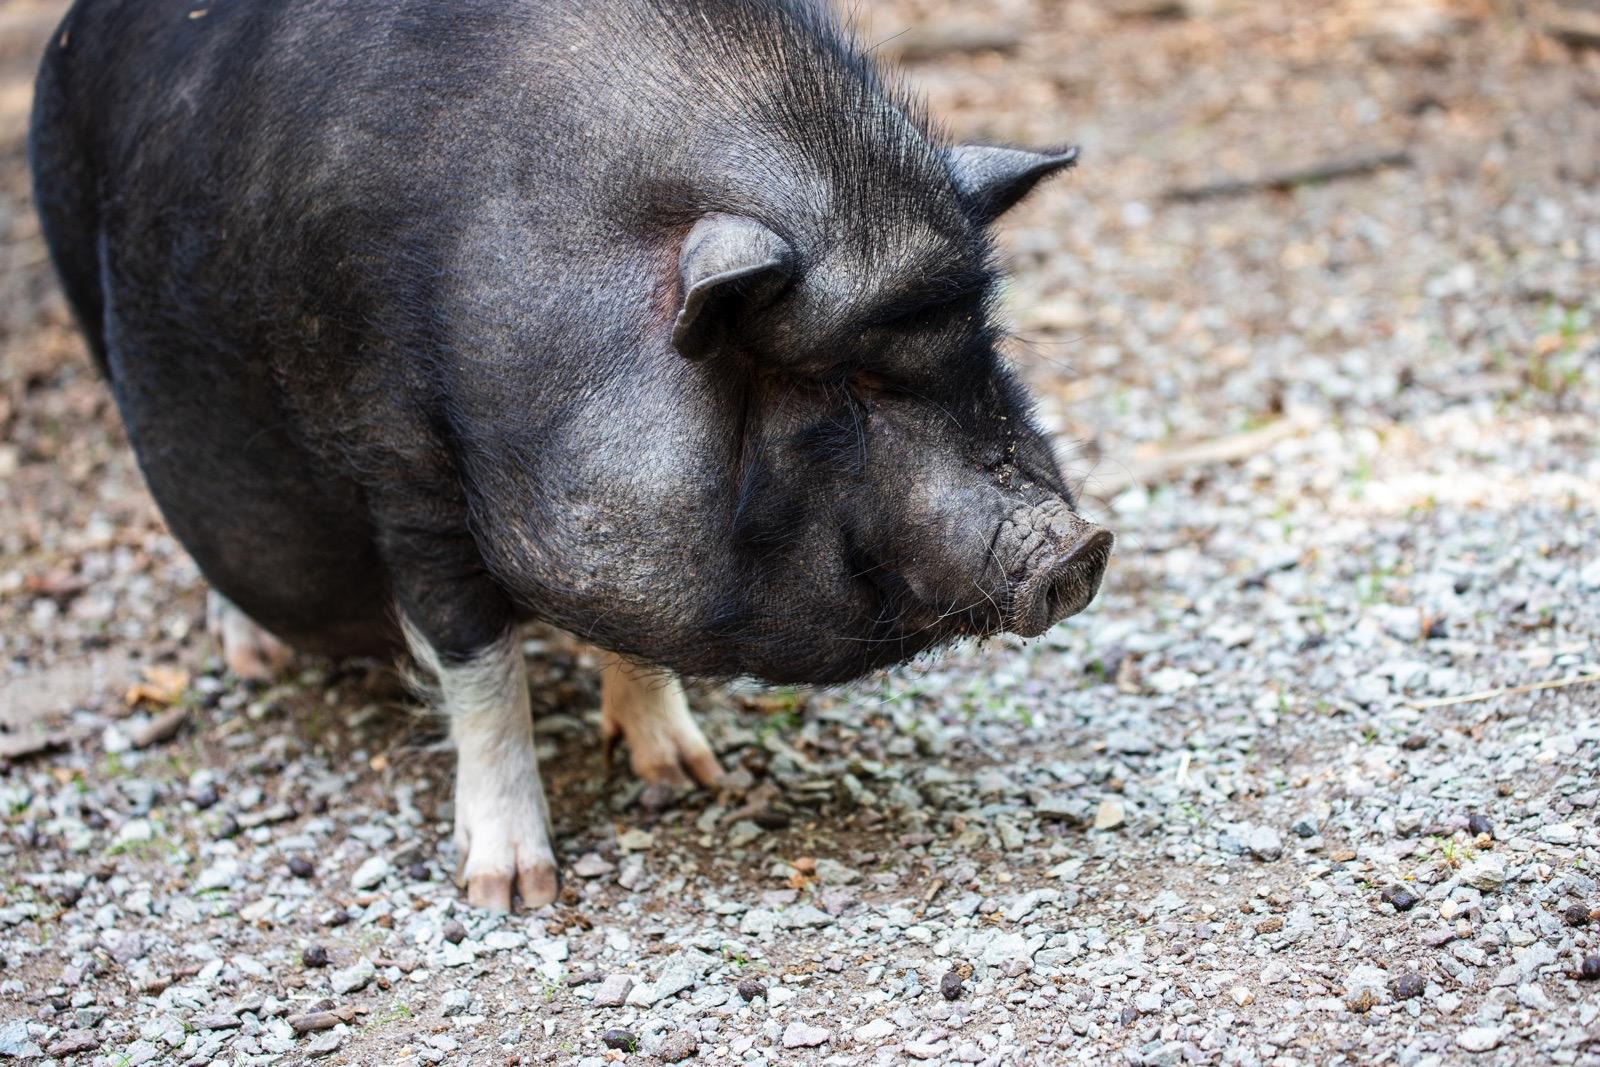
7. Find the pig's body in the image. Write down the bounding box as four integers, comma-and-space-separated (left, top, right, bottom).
35, 0, 860, 670
32, 0, 1111, 908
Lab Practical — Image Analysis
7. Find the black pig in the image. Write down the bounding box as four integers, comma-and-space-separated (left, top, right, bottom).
30, 0, 1112, 908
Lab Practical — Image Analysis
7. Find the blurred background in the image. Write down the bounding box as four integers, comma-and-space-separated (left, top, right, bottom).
0, 1, 1597, 1063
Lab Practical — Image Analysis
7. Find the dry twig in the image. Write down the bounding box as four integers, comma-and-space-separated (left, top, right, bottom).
1085, 409, 1317, 498
0, 730, 73, 761
1166, 149, 1413, 203
1407, 673, 1600, 710
878, 23, 1024, 62
130, 705, 190, 749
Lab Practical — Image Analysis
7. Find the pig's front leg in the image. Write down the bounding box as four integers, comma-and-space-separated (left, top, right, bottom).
405, 621, 559, 910
206, 590, 292, 681
601, 662, 723, 788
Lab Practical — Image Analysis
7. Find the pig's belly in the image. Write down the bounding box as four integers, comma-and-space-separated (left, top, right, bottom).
101, 314, 399, 658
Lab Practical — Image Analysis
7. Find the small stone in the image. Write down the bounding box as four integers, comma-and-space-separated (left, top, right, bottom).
192, 1013, 242, 1031
940, 970, 964, 1000
1460, 856, 1505, 893
1229, 986, 1253, 1006
1564, 904, 1591, 927
442, 920, 468, 944
1422, 926, 1457, 947
617, 828, 654, 852
1146, 667, 1198, 693
190, 784, 220, 809
813, 858, 860, 884
484, 930, 527, 951
195, 859, 241, 893
302, 944, 331, 968
657, 1031, 698, 1063
1540, 823, 1579, 845
124, 1039, 160, 1065
856, 1019, 896, 1042
47, 1033, 101, 1056
1466, 814, 1493, 837
350, 856, 390, 890
330, 957, 375, 995
1246, 826, 1284, 861
782, 1022, 831, 1049
1517, 983, 1554, 1010
287, 856, 315, 879
0, 1020, 43, 1059
571, 853, 615, 878
1392, 973, 1426, 999
305, 1031, 343, 1057
736, 978, 766, 1002
1386, 888, 1420, 912
738, 909, 781, 938
1456, 1026, 1503, 1053
1093, 798, 1125, 831
601, 1029, 638, 1052
441, 989, 471, 1017
592, 974, 633, 1007
651, 949, 712, 1002
1580, 955, 1600, 981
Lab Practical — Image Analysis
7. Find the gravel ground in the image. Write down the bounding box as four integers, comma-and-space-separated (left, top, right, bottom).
2, 0, 1599, 1065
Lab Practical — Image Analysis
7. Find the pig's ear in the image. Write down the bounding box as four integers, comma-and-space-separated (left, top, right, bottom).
946, 144, 1079, 224
672, 214, 793, 359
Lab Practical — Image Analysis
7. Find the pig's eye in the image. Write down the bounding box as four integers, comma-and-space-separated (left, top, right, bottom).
847, 371, 888, 399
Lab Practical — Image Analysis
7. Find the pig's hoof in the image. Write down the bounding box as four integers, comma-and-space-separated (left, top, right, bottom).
408, 622, 561, 913
206, 590, 291, 681
453, 806, 560, 911
601, 661, 724, 788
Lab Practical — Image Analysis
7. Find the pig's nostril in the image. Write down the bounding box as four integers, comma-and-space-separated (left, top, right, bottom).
1008, 526, 1113, 638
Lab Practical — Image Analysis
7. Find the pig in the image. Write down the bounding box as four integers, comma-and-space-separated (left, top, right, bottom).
30, 0, 1113, 909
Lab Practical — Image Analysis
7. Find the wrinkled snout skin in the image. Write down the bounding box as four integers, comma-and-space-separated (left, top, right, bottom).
28, 0, 1111, 687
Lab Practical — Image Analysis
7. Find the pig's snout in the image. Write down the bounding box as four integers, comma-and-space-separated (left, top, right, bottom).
997, 504, 1113, 638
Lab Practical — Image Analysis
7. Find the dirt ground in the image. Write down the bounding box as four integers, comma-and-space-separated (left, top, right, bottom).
1, 1, 1598, 1065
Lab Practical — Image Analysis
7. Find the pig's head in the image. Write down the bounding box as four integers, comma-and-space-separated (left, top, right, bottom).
456, 66, 1112, 683
637, 143, 1112, 684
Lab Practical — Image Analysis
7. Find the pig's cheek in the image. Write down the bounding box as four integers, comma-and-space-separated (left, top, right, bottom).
403, 621, 560, 912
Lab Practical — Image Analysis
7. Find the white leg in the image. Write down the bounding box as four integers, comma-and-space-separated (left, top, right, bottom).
404, 619, 558, 911
206, 590, 291, 681
600, 660, 723, 787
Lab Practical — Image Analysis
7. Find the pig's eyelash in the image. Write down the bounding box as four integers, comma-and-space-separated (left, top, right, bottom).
860, 266, 994, 327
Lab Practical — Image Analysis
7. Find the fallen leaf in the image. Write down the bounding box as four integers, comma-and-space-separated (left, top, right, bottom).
124, 665, 190, 708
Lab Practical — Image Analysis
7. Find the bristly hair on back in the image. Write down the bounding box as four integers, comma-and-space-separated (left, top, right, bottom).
634, 0, 954, 237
